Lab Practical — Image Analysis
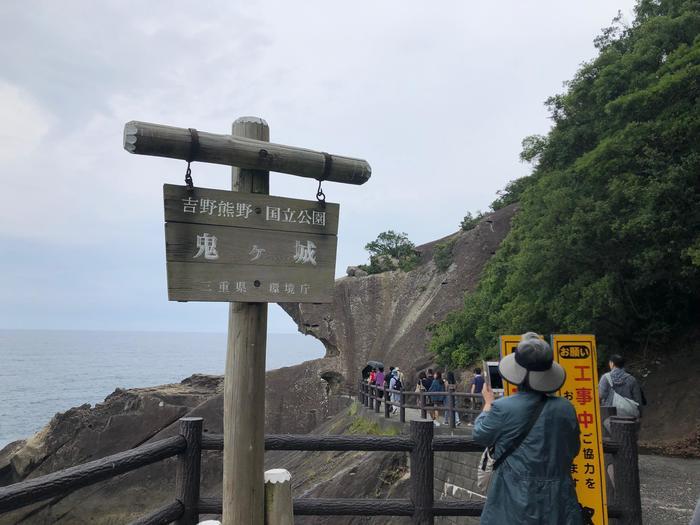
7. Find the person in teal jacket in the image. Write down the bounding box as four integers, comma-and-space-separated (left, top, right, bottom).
473, 332, 583, 525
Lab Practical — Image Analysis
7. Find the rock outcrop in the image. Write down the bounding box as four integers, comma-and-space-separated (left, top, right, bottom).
282, 204, 518, 387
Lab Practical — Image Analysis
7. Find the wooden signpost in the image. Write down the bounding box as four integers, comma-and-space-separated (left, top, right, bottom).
124, 117, 370, 525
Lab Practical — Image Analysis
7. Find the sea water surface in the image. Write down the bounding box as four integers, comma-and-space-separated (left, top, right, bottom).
0, 330, 324, 448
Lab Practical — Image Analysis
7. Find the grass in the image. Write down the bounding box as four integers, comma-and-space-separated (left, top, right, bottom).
347, 415, 399, 436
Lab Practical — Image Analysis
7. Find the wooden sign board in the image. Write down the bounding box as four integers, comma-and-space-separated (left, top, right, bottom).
500, 334, 608, 525
164, 184, 339, 303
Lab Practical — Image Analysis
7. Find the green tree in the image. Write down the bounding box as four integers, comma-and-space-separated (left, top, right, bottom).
431, 0, 700, 368
360, 231, 419, 274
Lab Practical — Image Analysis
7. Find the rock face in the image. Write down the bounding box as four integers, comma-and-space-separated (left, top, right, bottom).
282, 204, 518, 387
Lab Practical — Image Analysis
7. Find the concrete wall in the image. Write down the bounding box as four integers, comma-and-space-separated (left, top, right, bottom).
434, 451, 484, 525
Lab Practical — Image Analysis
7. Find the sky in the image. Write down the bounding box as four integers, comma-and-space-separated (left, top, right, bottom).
0, 0, 637, 334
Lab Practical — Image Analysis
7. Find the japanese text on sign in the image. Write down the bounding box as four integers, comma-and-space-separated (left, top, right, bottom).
499, 334, 608, 525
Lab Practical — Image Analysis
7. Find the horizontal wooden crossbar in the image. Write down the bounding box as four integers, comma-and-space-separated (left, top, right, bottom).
0, 435, 186, 513
201, 433, 414, 451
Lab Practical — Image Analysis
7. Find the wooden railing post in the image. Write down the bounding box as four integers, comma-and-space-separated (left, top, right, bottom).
610, 417, 641, 525
448, 388, 456, 429
410, 420, 434, 524
385, 389, 391, 418
175, 417, 203, 525
400, 391, 406, 423
264, 469, 293, 525
419, 391, 427, 420
375, 386, 381, 413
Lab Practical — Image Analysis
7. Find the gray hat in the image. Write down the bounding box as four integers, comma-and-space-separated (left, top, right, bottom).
498, 332, 566, 393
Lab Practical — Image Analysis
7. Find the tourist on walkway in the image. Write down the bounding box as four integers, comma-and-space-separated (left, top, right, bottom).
599, 354, 642, 419
469, 367, 485, 424
389, 368, 402, 415
443, 371, 461, 426
375, 367, 385, 403
473, 332, 582, 525
421, 370, 434, 391
428, 371, 446, 426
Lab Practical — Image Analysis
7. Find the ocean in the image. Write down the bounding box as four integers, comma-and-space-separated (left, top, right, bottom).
0, 329, 324, 449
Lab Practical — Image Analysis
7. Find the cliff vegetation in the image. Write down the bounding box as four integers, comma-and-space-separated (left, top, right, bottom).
431, 0, 700, 367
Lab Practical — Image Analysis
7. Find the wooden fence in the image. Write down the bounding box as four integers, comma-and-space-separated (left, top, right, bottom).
0, 407, 642, 524
358, 380, 488, 427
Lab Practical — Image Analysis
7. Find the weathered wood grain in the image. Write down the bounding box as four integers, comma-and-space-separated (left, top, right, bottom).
223, 117, 268, 525
264, 469, 293, 525
610, 417, 642, 525
164, 184, 339, 235
124, 120, 371, 185
410, 420, 434, 524
174, 418, 202, 525
0, 436, 185, 513
166, 261, 335, 303
165, 223, 337, 268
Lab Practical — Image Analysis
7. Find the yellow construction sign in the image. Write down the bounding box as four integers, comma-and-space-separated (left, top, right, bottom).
499, 334, 608, 525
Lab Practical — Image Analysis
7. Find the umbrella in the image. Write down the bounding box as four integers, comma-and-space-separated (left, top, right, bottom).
366, 360, 384, 369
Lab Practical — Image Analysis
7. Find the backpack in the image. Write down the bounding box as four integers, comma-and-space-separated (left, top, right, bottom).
394, 378, 402, 391
605, 374, 640, 418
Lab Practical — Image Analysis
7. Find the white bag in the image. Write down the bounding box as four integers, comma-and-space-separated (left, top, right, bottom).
477, 446, 495, 491
606, 374, 639, 418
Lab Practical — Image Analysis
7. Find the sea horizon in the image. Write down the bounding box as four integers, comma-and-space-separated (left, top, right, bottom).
0, 328, 325, 448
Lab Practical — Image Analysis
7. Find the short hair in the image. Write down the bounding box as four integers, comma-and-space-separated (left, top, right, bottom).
418, 371, 426, 379
609, 354, 625, 368
474, 367, 482, 374
379, 367, 384, 372
435, 371, 442, 380
427, 368, 434, 375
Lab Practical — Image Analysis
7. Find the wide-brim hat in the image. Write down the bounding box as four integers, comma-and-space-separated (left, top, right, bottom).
498, 333, 566, 393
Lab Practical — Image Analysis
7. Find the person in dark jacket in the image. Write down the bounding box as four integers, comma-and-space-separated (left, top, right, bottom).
473, 332, 582, 525
421, 370, 433, 391
428, 371, 446, 426
598, 354, 642, 417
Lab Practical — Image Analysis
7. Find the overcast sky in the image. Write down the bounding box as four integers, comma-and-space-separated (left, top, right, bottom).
0, 1, 636, 334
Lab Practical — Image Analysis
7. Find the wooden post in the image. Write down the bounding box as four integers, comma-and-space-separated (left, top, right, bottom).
175, 417, 203, 525
419, 391, 427, 420
610, 417, 642, 525
410, 420, 434, 524
448, 387, 456, 429
264, 469, 293, 525
375, 386, 381, 413
385, 389, 391, 418
601, 405, 617, 439
400, 391, 406, 423
223, 117, 270, 525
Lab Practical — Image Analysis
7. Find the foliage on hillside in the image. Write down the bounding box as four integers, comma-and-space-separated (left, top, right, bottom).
431, 0, 700, 368
359, 230, 419, 274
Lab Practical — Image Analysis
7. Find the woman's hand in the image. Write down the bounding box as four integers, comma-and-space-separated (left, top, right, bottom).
482, 384, 495, 412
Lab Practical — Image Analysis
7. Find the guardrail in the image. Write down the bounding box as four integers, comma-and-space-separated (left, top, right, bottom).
358, 379, 491, 427
0, 408, 642, 524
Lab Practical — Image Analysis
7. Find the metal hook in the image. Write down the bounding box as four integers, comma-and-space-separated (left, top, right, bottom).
185, 128, 200, 191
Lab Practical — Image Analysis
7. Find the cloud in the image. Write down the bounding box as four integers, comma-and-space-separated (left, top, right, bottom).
0, 81, 52, 162
0, 0, 637, 332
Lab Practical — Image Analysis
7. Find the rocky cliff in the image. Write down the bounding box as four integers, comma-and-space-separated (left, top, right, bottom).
282, 203, 518, 387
